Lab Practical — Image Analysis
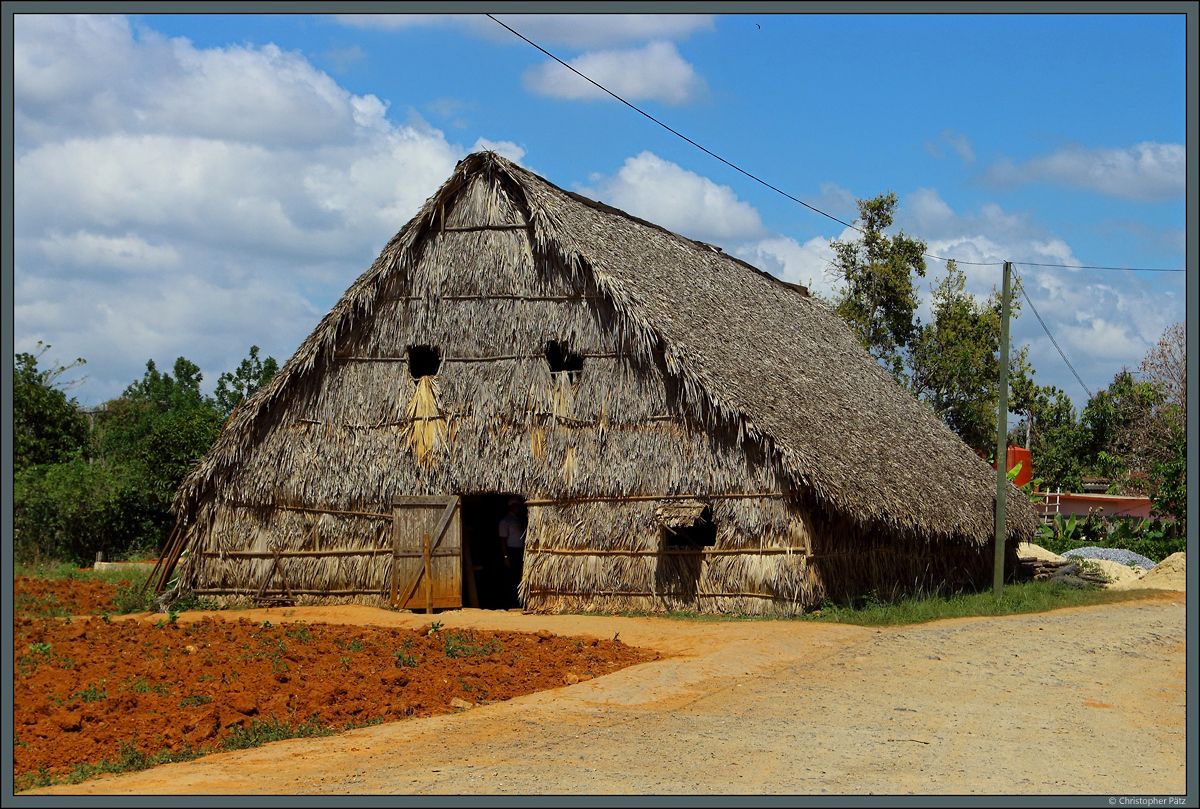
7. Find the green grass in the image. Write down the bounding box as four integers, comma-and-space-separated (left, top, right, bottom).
799, 580, 1155, 627
579, 579, 1167, 627
441, 629, 503, 659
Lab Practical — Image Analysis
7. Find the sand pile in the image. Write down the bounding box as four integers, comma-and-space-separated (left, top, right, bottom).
1017, 542, 1064, 562
1087, 559, 1148, 587
1109, 552, 1186, 591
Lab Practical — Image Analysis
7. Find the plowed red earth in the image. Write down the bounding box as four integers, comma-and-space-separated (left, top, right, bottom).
12, 576, 658, 788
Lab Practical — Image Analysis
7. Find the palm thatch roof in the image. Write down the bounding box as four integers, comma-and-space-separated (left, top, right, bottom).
172, 151, 1036, 548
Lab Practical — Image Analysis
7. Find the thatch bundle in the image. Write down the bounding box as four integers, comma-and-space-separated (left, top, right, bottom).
166, 151, 1036, 614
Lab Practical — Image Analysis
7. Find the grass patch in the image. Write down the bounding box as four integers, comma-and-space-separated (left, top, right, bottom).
13, 592, 72, 619
13, 714, 381, 792
441, 629, 503, 659
569, 579, 1166, 627
114, 582, 156, 615
219, 716, 335, 751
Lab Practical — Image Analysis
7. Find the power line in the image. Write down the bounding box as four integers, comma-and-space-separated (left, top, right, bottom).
486, 14, 857, 232
488, 16, 1184, 279
1019, 285, 1092, 400
1013, 261, 1184, 273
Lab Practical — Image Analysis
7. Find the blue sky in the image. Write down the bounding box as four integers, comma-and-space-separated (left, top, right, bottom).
10, 11, 1190, 416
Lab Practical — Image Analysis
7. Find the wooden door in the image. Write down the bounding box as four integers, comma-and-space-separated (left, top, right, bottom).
389, 495, 462, 611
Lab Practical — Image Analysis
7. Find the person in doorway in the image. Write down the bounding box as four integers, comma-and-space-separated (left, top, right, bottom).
498, 496, 526, 609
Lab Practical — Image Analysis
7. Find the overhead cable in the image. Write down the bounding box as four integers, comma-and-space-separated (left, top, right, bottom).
1019, 285, 1093, 399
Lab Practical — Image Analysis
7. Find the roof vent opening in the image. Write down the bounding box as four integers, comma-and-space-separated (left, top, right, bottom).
545, 340, 584, 383
408, 345, 441, 379
660, 503, 717, 549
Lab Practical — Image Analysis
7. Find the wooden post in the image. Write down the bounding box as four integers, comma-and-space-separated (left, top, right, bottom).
389, 504, 401, 607
993, 260, 1012, 598
423, 532, 432, 614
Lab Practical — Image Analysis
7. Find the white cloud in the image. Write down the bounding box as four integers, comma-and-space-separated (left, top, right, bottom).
578, 152, 764, 244
12, 14, 468, 405
733, 236, 840, 300
470, 138, 527, 164
869, 187, 1184, 401
14, 270, 325, 407
336, 13, 715, 48
982, 142, 1185, 200
522, 41, 707, 105
33, 231, 182, 276
14, 15, 388, 151
924, 129, 975, 164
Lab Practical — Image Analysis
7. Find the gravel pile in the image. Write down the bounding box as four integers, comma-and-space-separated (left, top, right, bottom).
1062, 546, 1156, 570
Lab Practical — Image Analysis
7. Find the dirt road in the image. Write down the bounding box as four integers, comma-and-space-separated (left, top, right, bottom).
26, 593, 1188, 797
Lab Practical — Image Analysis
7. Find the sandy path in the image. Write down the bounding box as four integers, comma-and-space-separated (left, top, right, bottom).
27, 593, 1187, 796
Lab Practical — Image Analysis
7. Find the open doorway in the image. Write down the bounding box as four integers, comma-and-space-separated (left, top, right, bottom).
460, 494, 524, 610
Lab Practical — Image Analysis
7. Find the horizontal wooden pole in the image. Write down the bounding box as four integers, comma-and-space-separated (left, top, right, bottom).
195, 549, 458, 559
525, 588, 794, 601
291, 414, 680, 430
268, 504, 393, 520
382, 294, 605, 302
333, 352, 622, 363
524, 492, 787, 506
437, 224, 528, 231
191, 588, 387, 597
527, 547, 804, 557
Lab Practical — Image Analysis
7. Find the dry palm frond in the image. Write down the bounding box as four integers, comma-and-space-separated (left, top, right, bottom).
402, 375, 446, 465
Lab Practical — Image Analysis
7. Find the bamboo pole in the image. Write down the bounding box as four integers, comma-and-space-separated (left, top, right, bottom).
197, 549, 455, 559
524, 492, 787, 506
526, 547, 803, 557
525, 588, 791, 600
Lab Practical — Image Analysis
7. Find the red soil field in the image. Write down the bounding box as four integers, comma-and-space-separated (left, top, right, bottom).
12, 576, 658, 789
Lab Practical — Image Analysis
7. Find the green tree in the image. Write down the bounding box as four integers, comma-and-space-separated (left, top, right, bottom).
214, 345, 279, 416
91, 356, 224, 551
1076, 369, 1162, 484
908, 260, 1037, 454
1008, 383, 1085, 492
13, 458, 149, 566
13, 344, 90, 469
1127, 323, 1186, 529
830, 192, 927, 380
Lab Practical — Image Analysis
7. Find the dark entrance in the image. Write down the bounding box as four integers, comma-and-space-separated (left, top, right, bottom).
461, 494, 522, 610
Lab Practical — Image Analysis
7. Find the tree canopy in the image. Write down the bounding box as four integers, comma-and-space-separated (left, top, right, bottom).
14, 345, 278, 566
828, 195, 1043, 456
13, 345, 91, 470
829, 192, 927, 380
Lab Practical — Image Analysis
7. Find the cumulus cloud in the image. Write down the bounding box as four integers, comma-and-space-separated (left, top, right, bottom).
14, 16, 388, 151
578, 152, 764, 244
889, 187, 1183, 401
982, 141, 1185, 200
32, 231, 182, 277
522, 41, 707, 105
733, 236, 841, 300
336, 13, 715, 48
12, 14, 467, 405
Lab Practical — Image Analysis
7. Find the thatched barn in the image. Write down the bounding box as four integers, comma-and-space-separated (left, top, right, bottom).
161, 150, 1037, 615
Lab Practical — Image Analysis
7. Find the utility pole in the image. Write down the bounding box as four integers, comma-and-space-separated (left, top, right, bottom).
993, 261, 1012, 598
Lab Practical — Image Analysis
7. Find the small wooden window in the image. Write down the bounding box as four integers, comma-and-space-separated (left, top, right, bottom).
408, 345, 441, 379
545, 340, 584, 383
